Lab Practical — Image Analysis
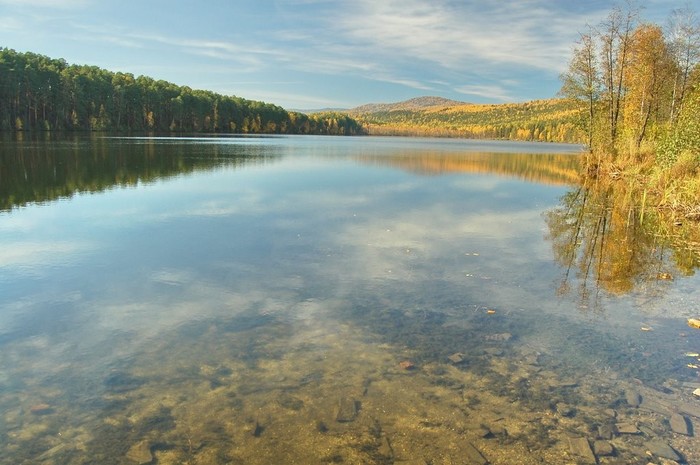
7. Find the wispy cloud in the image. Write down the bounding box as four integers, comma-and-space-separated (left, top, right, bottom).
455, 84, 514, 102
329, 0, 598, 73
0, 0, 89, 7
0, 16, 22, 30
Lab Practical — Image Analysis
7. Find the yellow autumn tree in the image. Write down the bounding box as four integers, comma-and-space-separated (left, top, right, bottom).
623, 24, 676, 152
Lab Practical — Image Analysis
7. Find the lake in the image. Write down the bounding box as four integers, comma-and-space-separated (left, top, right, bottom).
1, 134, 699, 464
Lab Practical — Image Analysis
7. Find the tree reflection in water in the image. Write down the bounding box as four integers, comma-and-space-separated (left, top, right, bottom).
545, 178, 700, 312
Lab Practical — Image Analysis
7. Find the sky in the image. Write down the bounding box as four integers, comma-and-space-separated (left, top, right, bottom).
0, 0, 686, 110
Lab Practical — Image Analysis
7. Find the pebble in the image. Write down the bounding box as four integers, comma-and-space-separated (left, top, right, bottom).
448, 353, 465, 364
399, 360, 416, 370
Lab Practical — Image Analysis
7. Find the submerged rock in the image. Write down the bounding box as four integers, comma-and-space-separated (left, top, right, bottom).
597, 424, 616, 440
29, 403, 54, 415
126, 440, 153, 465
555, 402, 575, 417
568, 437, 596, 464
645, 439, 682, 462
336, 397, 359, 422
484, 332, 512, 342
593, 440, 614, 457
399, 360, 416, 370
252, 421, 264, 437
625, 390, 642, 407
616, 422, 640, 434
463, 442, 488, 465
669, 412, 692, 436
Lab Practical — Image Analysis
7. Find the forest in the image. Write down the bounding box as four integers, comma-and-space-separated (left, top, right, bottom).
0, 48, 365, 135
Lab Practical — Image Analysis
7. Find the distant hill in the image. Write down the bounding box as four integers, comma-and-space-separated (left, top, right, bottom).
344, 96, 585, 144
350, 96, 470, 114
291, 107, 349, 114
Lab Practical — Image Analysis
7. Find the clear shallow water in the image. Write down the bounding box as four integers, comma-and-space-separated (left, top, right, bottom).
1, 135, 699, 464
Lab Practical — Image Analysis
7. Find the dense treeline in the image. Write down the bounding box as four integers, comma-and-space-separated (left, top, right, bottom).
0, 48, 365, 135
352, 99, 585, 143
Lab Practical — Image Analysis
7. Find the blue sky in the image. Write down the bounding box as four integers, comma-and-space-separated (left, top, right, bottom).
0, 0, 684, 109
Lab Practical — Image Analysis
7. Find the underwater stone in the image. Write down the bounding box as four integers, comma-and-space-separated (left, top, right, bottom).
336, 397, 358, 422
463, 442, 488, 465
669, 413, 692, 436
378, 436, 393, 458
616, 422, 640, 434
640, 398, 673, 416
645, 440, 681, 462
555, 402, 575, 417
125, 440, 153, 465
625, 390, 642, 407
593, 440, 614, 457
567, 437, 596, 464
484, 332, 511, 342
677, 400, 700, 418
597, 424, 616, 440
29, 403, 54, 415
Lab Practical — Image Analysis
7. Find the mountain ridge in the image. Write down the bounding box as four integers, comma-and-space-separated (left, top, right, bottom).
350, 96, 470, 114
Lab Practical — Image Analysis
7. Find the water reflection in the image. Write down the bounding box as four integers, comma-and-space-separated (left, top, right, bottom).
0, 134, 280, 211
1, 136, 700, 465
358, 151, 581, 185
545, 179, 700, 312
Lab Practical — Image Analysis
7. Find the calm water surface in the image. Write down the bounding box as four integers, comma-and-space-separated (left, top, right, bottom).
1, 135, 699, 464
